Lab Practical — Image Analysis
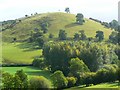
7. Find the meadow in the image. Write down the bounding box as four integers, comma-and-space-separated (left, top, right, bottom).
2, 43, 42, 64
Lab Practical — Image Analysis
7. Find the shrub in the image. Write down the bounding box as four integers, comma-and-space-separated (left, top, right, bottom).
69, 57, 90, 77
32, 57, 45, 69
49, 33, 54, 38
29, 76, 51, 89
15, 69, 28, 88
94, 65, 118, 84
58, 29, 67, 40
81, 72, 96, 86
66, 77, 77, 87
117, 68, 120, 81
51, 70, 68, 89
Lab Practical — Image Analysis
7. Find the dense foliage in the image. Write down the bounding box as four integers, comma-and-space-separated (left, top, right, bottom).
50, 70, 68, 88
2, 70, 28, 89
29, 76, 51, 89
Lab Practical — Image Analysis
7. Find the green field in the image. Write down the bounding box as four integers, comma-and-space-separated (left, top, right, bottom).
65, 82, 119, 90
2, 66, 51, 79
2, 43, 42, 64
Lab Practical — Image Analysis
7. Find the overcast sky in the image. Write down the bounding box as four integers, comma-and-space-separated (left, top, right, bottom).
0, 0, 119, 22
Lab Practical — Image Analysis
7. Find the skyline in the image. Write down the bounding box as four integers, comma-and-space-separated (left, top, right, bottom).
0, 0, 119, 22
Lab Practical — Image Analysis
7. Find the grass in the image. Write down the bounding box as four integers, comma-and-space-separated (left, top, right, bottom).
2, 42, 42, 64
65, 82, 119, 90
2, 12, 112, 42
2, 66, 51, 79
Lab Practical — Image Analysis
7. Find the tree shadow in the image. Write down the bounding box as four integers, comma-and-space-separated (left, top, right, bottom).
15, 42, 41, 52
65, 23, 79, 28
25, 70, 51, 79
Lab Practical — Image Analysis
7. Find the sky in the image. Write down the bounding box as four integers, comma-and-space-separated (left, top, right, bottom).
0, 0, 119, 22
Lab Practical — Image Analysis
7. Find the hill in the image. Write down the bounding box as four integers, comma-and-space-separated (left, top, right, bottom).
2, 12, 112, 42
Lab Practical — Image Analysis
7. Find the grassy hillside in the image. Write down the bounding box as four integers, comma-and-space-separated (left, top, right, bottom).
1, 43, 42, 64
2, 12, 112, 42
1, 12, 113, 64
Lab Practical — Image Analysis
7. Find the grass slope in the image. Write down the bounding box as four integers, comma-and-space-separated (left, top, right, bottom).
2, 43, 42, 64
2, 12, 112, 42
66, 82, 119, 90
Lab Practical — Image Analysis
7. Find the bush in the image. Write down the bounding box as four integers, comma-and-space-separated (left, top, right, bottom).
94, 65, 118, 84
66, 77, 77, 87
58, 29, 67, 40
2, 70, 28, 89
81, 72, 96, 86
15, 69, 28, 88
117, 68, 120, 81
51, 70, 68, 89
49, 33, 54, 38
29, 76, 51, 89
69, 57, 90, 77
32, 57, 45, 69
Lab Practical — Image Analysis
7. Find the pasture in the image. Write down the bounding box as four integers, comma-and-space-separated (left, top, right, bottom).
2, 43, 42, 64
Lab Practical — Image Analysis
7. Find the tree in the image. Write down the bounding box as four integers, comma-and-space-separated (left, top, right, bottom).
36, 36, 45, 48
79, 45, 104, 72
30, 76, 51, 89
95, 65, 117, 84
51, 70, 68, 88
2, 72, 14, 89
49, 33, 54, 38
32, 57, 45, 69
29, 30, 43, 43
13, 37, 17, 42
81, 72, 96, 86
95, 31, 104, 41
15, 69, 28, 88
79, 30, 87, 40
76, 13, 85, 25
2, 70, 28, 89
109, 31, 118, 44
25, 15, 28, 17
74, 33, 80, 40
58, 29, 67, 40
39, 17, 51, 33
43, 42, 74, 75
65, 7, 70, 13
69, 58, 90, 77
66, 77, 77, 87
41, 23, 48, 33
13, 75, 22, 88
109, 20, 119, 30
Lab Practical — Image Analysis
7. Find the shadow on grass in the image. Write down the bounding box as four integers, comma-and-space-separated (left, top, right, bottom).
15, 42, 41, 52
24, 66, 51, 79
65, 23, 79, 28
25, 70, 51, 79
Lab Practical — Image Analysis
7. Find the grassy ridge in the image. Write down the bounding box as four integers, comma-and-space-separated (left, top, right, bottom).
2, 12, 112, 42
2, 43, 42, 64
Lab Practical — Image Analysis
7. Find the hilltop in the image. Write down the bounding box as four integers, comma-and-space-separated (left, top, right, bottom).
2, 12, 112, 42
